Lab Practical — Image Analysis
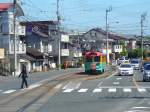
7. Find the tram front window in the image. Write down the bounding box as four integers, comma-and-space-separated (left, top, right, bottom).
94, 56, 100, 62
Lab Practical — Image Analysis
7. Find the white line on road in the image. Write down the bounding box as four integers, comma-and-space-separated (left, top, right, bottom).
123, 88, 132, 93
75, 82, 82, 90
97, 82, 103, 88
54, 84, 62, 89
132, 107, 150, 109
108, 88, 116, 93
138, 88, 146, 93
3, 90, 16, 94
28, 84, 41, 89
63, 89, 74, 93
113, 82, 120, 85
78, 89, 88, 93
93, 89, 102, 93
116, 77, 122, 80
62, 82, 72, 89
106, 72, 118, 79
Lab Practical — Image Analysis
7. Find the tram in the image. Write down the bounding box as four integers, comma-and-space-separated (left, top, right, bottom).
84, 51, 106, 74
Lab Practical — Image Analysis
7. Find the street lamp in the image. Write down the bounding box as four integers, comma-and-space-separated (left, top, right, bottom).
106, 7, 112, 66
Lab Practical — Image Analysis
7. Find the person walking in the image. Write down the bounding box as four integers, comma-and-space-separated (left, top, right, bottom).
19, 64, 28, 89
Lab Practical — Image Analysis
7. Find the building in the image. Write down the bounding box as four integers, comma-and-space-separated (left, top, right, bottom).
0, 2, 26, 75
82, 28, 126, 61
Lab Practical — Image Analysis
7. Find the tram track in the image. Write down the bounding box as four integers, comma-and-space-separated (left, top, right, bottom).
0, 68, 115, 112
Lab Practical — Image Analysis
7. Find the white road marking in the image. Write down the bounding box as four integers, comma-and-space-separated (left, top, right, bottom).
116, 77, 122, 80
97, 82, 103, 87
3, 90, 16, 94
93, 89, 102, 93
108, 88, 116, 93
62, 82, 72, 89
113, 82, 119, 85
75, 82, 82, 90
138, 88, 146, 93
0, 90, 2, 92
123, 88, 132, 93
63, 89, 74, 93
54, 84, 62, 89
132, 107, 150, 109
28, 84, 41, 89
78, 89, 88, 93
106, 72, 118, 79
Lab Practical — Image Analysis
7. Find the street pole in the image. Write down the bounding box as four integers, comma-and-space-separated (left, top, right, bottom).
141, 13, 146, 60
13, 0, 17, 76
57, 0, 61, 70
106, 7, 112, 66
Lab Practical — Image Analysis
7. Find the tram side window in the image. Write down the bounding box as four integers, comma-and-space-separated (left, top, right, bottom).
85, 57, 92, 62
102, 56, 106, 62
94, 56, 100, 62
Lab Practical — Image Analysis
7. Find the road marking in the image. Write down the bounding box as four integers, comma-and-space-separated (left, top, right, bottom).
138, 88, 146, 93
3, 90, 16, 94
116, 77, 122, 80
108, 88, 116, 93
54, 84, 62, 89
62, 82, 72, 89
93, 89, 102, 93
78, 89, 88, 93
106, 71, 118, 79
0, 90, 2, 92
113, 82, 119, 85
75, 82, 82, 90
132, 107, 150, 109
97, 82, 103, 87
28, 83, 41, 89
123, 88, 132, 93
63, 89, 74, 93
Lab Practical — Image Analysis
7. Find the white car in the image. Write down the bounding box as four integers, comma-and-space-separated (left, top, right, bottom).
118, 64, 134, 76
130, 59, 140, 70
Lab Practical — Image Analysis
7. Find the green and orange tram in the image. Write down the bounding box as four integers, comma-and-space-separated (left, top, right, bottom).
84, 51, 106, 74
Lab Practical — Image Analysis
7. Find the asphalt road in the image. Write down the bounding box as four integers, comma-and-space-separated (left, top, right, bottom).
37, 69, 150, 112
0, 68, 83, 98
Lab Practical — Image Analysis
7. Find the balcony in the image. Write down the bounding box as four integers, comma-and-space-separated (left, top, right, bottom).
61, 34, 69, 43
61, 49, 69, 56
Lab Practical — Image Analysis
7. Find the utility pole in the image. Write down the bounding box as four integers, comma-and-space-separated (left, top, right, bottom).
106, 7, 112, 66
13, 0, 17, 76
141, 12, 146, 60
56, 0, 61, 70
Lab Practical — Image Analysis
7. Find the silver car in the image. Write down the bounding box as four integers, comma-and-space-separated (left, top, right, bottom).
130, 59, 140, 70
143, 64, 150, 81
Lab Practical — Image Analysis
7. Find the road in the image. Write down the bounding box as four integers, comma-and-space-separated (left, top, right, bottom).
37, 70, 150, 112
0, 68, 150, 112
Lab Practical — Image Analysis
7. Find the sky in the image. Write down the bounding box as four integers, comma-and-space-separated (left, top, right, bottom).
1, 0, 150, 36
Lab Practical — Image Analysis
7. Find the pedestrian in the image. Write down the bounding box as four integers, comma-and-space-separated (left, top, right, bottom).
19, 64, 28, 89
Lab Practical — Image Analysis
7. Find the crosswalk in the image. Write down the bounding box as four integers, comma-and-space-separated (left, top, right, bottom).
0, 89, 17, 94
62, 87, 148, 93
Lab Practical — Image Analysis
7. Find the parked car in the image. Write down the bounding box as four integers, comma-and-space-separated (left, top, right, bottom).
130, 59, 140, 70
118, 63, 134, 76
140, 62, 150, 72
143, 64, 150, 81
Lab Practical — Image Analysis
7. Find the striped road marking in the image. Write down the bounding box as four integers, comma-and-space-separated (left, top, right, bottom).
113, 82, 120, 85
138, 88, 146, 92
63, 89, 74, 93
108, 88, 116, 93
78, 89, 88, 93
123, 88, 132, 93
3, 90, 16, 94
93, 89, 102, 93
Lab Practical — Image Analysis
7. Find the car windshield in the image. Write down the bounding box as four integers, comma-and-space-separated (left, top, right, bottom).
119, 58, 124, 60
120, 64, 131, 68
131, 60, 139, 64
145, 65, 150, 70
